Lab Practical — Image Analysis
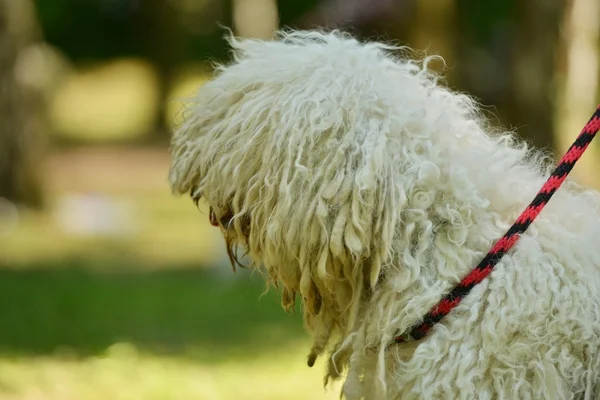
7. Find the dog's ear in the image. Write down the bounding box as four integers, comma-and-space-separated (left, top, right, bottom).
167, 31, 430, 368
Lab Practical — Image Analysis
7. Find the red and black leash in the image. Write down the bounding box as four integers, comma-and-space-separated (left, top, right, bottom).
395, 105, 600, 344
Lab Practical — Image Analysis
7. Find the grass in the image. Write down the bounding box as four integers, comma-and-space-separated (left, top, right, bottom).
0, 264, 340, 400
0, 147, 341, 399
0, 264, 303, 359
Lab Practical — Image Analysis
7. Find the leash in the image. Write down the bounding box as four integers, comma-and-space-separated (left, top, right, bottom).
395, 105, 600, 344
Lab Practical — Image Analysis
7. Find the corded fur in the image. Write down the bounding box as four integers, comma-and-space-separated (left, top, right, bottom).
169, 30, 600, 399
395, 109, 600, 343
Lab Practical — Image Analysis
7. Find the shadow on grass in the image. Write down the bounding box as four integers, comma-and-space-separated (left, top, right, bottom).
0, 259, 307, 363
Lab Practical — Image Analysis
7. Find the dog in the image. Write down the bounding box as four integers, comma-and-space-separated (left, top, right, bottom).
169, 30, 600, 399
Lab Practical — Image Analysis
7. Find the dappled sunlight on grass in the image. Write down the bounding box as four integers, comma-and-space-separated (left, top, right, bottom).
0, 344, 341, 400
0, 265, 340, 400
48, 59, 159, 142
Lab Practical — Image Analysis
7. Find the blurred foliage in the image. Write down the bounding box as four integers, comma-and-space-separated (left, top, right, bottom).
48, 59, 159, 141
457, 0, 514, 45
30, 0, 570, 147
30, 0, 591, 151
32, 0, 517, 65
33, 0, 319, 63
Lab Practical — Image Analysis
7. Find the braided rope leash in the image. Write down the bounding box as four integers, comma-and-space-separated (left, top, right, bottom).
395, 105, 600, 344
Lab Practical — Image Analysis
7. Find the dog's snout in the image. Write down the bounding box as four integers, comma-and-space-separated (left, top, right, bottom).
209, 206, 235, 228
209, 207, 219, 227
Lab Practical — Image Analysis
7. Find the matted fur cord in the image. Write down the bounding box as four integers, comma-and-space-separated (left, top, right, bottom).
395, 105, 600, 344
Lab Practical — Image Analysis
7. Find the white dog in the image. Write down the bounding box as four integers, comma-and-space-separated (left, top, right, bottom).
169, 30, 600, 399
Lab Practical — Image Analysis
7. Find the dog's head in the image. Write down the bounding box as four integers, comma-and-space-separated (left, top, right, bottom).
169, 30, 493, 375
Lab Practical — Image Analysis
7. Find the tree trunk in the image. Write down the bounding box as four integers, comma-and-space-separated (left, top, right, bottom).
0, 0, 45, 208
511, 0, 563, 151
138, 0, 186, 140
554, 0, 600, 188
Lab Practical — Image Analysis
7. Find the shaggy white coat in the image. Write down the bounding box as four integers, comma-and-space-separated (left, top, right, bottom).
169, 30, 600, 399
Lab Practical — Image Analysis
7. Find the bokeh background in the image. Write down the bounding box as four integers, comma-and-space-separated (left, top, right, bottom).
1, 0, 599, 399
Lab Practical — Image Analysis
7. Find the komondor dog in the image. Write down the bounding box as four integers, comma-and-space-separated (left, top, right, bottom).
168, 30, 600, 399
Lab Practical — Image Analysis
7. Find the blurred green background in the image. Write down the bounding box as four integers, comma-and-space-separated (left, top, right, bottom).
0, 0, 599, 399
